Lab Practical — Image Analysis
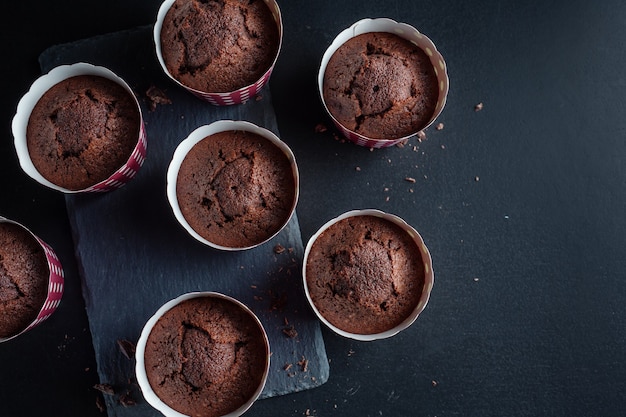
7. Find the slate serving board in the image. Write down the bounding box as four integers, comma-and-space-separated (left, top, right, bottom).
39, 25, 329, 417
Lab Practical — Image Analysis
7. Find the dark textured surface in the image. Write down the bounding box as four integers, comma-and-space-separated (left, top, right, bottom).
1, 1, 626, 417
40, 26, 328, 416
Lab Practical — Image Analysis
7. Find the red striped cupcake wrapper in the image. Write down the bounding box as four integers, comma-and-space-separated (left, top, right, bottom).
154, 0, 283, 106
0, 218, 65, 343
318, 18, 450, 149
12, 62, 148, 193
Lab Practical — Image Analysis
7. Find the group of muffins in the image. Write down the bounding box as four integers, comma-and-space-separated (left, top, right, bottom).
8, 0, 446, 416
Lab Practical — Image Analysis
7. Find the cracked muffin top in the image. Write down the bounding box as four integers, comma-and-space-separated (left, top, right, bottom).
305, 215, 425, 335
322, 32, 439, 140
175, 130, 296, 248
26, 75, 140, 191
160, 0, 280, 93
143, 296, 268, 417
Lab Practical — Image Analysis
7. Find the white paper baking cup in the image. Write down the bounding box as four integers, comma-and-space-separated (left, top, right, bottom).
318, 18, 449, 148
166, 120, 299, 251
302, 209, 434, 341
11, 62, 147, 193
154, 0, 283, 105
135, 291, 270, 417
0, 216, 64, 344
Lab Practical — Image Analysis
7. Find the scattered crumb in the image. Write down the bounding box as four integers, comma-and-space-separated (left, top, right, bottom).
314, 123, 328, 133
474, 176, 480, 182
298, 356, 309, 372
435, 122, 444, 131
255, 94, 263, 101
282, 325, 298, 339
474, 102, 484, 112
474, 278, 480, 282
385, 196, 390, 202
273, 244, 286, 254
383, 187, 390, 192
355, 166, 361, 172
284, 363, 293, 371
405, 177, 416, 183
369, 147, 375, 152
348, 349, 356, 356
93, 383, 115, 396
95, 396, 106, 413
409, 189, 414, 193
117, 339, 136, 360
250, 284, 257, 289
118, 392, 136, 407
432, 380, 439, 387
145, 85, 171, 111
441, 144, 446, 149
417, 131, 427, 142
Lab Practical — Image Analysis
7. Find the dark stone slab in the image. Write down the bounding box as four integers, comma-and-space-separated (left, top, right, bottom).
39, 25, 328, 417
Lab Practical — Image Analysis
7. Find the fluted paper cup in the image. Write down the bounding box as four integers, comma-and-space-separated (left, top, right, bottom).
154, 0, 283, 105
167, 120, 299, 251
318, 18, 449, 148
302, 209, 434, 341
12, 63, 147, 193
136, 292, 270, 417
0, 217, 64, 343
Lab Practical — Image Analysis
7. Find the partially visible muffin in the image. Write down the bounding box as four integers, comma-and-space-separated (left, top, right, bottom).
176, 130, 296, 248
143, 296, 268, 417
26, 74, 140, 191
0, 222, 49, 339
323, 32, 439, 140
305, 215, 425, 335
160, 0, 280, 93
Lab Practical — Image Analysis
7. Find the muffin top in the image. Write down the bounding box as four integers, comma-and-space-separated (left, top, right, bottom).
0, 222, 49, 339
143, 296, 268, 417
176, 130, 296, 248
160, 0, 280, 93
323, 32, 439, 140
305, 215, 425, 335
26, 74, 140, 191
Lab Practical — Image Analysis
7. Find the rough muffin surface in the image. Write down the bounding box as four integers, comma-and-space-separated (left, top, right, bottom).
160, 0, 280, 93
176, 130, 296, 248
323, 32, 439, 140
305, 215, 425, 335
144, 297, 268, 417
0, 222, 49, 339
26, 75, 140, 191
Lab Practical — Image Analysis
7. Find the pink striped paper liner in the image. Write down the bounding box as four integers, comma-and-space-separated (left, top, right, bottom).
12, 62, 148, 193
318, 18, 450, 148
0, 217, 64, 343
154, 0, 282, 106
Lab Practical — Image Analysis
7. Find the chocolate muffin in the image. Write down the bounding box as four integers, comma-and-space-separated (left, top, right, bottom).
176, 130, 296, 248
323, 32, 439, 140
26, 74, 140, 191
143, 296, 268, 417
305, 215, 425, 335
0, 222, 49, 339
160, 0, 280, 93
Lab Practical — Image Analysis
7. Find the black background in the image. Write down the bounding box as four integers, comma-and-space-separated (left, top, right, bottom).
1, 1, 625, 416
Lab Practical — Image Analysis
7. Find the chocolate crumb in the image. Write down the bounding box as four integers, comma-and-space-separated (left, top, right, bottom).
282, 325, 298, 339
417, 130, 427, 142
474, 102, 484, 111
119, 392, 136, 407
117, 339, 136, 360
298, 356, 309, 372
273, 244, 286, 254
93, 383, 115, 396
145, 85, 172, 111
405, 177, 416, 183
435, 122, 444, 131
95, 396, 106, 413
314, 123, 328, 133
